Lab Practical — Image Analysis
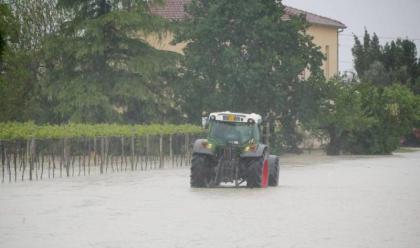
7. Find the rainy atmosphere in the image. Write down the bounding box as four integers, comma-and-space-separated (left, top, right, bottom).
0, 0, 420, 247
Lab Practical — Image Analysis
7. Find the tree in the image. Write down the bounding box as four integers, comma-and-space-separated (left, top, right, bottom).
353, 30, 420, 92
174, 0, 324, 152
348, 84, 420, 154
0, 0, 68, 122
0, 3, 38, 122
308, 78, 374, 155
41, 0, 180, 123
317, 79, 419, 155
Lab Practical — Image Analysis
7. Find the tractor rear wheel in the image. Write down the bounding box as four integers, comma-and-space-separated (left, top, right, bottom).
268, 155, 279, 186
190, 154, 212, 188
246, 157, 269, 188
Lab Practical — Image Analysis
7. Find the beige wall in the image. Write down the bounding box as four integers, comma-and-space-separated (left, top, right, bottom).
307, 24, 340, 79
144, 33, 186, 54
146, 24, 341, 79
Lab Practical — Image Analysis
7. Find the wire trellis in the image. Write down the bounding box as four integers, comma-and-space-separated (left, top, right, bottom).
0, 133, 203, 183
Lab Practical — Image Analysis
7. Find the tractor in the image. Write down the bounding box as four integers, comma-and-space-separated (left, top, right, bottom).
190, 111, 279, 188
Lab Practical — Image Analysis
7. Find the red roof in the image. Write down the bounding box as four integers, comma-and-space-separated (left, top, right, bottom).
150, 0, 346, 29
284, 6, 346, 29
149, 0, 192, 20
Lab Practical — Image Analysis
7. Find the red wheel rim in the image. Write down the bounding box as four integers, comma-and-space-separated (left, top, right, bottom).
261, 159, 269, 188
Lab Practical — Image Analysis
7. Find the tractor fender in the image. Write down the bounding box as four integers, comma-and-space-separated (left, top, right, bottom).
240, 144, 268, 158
192, 139, 214, 156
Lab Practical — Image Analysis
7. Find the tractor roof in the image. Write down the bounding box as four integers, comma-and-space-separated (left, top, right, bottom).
209, 111, 262, 124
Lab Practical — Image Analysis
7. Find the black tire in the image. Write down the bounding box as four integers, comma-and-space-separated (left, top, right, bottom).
190, 154, 212, 188
246, 157, 264, 188
268, 155, 279, 186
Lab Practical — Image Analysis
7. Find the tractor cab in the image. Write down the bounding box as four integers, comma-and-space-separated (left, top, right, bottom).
206, 112, 262, 147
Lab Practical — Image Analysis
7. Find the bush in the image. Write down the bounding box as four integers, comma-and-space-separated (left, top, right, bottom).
316, 79, 420, 155
344, 84, 420, 154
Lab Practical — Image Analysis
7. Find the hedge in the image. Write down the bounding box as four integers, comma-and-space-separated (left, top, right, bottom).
0, 122, 204, 140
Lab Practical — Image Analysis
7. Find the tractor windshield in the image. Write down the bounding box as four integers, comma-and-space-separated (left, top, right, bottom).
209, 121, 260, 145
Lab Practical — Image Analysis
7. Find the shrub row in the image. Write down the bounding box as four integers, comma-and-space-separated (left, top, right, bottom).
0, 122, 203, 140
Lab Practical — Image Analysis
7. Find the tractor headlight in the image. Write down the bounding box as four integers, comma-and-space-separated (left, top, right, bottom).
244, 144, 257, 152
201, 141, 213, 150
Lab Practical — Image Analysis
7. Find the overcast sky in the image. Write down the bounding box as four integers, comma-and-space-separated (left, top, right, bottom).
282, 0, 420, 73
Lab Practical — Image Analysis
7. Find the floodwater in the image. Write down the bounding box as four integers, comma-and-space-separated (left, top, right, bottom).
1, 150, 420, 248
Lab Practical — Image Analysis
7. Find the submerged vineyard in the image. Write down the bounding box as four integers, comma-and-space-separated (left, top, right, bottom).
0, 123, 204, 183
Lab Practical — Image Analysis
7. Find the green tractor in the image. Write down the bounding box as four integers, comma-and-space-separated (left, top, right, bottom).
191, 111, 279, 188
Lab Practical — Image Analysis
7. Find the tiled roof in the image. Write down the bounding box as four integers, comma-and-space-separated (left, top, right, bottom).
150, 0, 346, 29
149, 0, 192, 21
284, 6, 346, 29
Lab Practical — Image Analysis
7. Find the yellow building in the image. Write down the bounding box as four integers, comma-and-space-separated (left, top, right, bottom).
149, 0, 346, 79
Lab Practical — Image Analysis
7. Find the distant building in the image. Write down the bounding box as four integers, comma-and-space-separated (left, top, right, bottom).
149, 0, 346, 79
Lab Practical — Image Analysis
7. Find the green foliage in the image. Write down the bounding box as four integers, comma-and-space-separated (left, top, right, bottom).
1, 0, 182, 124
352, 30, 420, 92
39, 0, 180, 123
346, 84, 420, 154
0, 122, 203, 140
311, 79, 375, 155
317, 79, 420, 155
0, 2, 39, 122
0, 0, 66, 123
174, 0, 324, 152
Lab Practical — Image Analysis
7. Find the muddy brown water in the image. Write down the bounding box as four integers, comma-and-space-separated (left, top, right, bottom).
1, 151, 420, 248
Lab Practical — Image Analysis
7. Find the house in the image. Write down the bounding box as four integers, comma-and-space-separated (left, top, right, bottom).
149, 0, 346, 79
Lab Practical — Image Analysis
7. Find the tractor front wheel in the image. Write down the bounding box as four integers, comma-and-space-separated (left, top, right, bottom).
246, 157, 269, 188
190, 154, 212, 188
268, 155, 280, 186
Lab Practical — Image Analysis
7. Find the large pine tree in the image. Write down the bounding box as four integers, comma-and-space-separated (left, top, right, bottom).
43, 0, 180, 123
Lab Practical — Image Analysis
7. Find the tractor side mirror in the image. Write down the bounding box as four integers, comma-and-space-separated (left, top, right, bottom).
202, 117, 209, 129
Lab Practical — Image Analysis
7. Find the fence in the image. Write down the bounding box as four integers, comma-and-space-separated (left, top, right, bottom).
0, 133, 203, 183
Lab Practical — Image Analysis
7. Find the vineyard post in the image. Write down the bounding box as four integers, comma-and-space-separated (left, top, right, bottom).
135, 137, 140, 170
19, 142, 24, 172
78, 154, 81, 176
52, 150, 55, 178
48, 151, 51, 179
169, 135, 173, 168
159, 135, 163, 169
145, 135, 149, 170
93, 137, 97, 168
179, 135, 183, 167
22, 140, 29, 181
105, 137, 109, 173
59, 139, 63, 177
121, 137, 124, 171
110, 138, 115, 172
131, 135, 135, 171
35, 143, 38, 180
100, 137, 104, 174
29, 138, 36, 181
83, 138, 86, 176
175, 135, 179, 167
7, 149, 11, 183
13, 142, 17, 182
40, 152, 44, 180
64, 138, 70, 177
71, 155, 75, 176
88, 138, 91, 175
